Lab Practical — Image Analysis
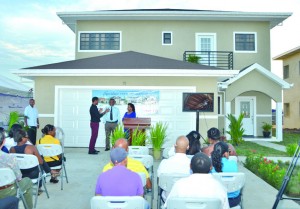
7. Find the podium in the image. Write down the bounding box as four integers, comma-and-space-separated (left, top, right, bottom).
123, 118, 151, 145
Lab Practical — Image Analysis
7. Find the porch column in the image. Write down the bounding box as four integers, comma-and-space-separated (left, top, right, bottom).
225, 102, 231, 139
276, 102, 283, 141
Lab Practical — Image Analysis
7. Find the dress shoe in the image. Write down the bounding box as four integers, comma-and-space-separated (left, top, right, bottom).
88, 150, 98, 154
94, 149, 100, 153
105, 148, 110, 151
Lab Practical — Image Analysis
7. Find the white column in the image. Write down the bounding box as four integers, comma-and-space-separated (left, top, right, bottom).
225, 102, 231, 140
276, 102, 283, 141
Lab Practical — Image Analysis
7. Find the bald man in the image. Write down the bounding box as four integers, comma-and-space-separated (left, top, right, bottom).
102, 139, 152, 189
157, 136, 191, 177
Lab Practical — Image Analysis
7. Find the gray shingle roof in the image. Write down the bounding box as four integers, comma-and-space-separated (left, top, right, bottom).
24, 51, 221, 70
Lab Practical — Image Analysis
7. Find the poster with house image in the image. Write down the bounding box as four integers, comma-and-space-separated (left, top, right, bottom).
92, 89, 160, 115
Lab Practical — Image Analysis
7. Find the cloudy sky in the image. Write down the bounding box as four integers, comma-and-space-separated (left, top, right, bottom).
1, 0, 300, 81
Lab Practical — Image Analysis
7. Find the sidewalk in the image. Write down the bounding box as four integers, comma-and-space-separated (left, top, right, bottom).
252, 140, 286, 152
24, 148, 299, 209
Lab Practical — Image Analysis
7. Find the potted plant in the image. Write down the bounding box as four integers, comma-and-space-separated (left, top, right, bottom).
187, 54, 201, 63
110, 124, 127, 147
131, 127, 147, 146
262, 122, 272, 138
149, 121, 168, 160
226, 113, 245, 146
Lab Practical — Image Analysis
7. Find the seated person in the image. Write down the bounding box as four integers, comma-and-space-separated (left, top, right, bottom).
0, 127, 9, 153
157, 136, 191, 202
36, 124, 62, 183
4, 124, 32, 151
211, 142, 240, 208
165, 152, 229, 209
95, 147, 149, 209
201, 127, 237, 156
0, 196, 19, 209
186, 130, 201, 155
0, 132, 33, 209
103, 138, 152, 190
9, 129, 54, 191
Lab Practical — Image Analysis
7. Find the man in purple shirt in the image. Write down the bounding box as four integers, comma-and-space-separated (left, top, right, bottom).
95, 147, 149, 209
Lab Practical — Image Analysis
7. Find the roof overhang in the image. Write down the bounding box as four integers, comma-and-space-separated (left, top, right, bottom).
218, 63, 293, 90
273, 46, 300, 60
12, 68, 239, 82
57, 10, 292, 32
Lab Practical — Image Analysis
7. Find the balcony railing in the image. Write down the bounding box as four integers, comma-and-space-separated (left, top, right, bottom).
183, 51, 233, 70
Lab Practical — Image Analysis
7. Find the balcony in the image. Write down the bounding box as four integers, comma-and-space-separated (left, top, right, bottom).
183, 51, 233, 70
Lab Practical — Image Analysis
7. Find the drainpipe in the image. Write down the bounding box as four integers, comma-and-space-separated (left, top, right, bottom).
218, 82, 231, 140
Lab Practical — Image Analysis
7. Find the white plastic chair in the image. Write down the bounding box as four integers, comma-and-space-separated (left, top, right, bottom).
229, 156, 238, 163
0, 168, 29, 209
54, 127, 65, 151
128, 146, 149, 155
10, 153, 49, 209
36, 144, 69, 190
212, 172, 246, 209
157, 173, 190, 209
90, 196, 145, 209
167, 197, 221, 209
137, 172, 146, 187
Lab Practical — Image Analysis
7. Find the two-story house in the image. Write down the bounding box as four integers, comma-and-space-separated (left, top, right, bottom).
13, 9, 292, 147
274, 46, 300, 129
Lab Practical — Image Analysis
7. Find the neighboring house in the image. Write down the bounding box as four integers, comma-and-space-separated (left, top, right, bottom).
13, 9, 292, 147
273, 46, 300, 129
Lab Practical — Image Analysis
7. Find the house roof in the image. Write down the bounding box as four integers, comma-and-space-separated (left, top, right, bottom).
57, 8, 292, 32
219, 63, 293, 89
13, 51, 239, 81
273, 46, 300, 60
24, 51, 220, 70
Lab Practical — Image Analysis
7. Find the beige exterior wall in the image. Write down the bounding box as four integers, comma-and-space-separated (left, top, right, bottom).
75, 20, 271, 70
34, 76, 219, 137
282, 53, 300, 128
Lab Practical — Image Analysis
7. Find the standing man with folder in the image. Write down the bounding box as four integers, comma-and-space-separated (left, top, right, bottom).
104, 98, 120, 151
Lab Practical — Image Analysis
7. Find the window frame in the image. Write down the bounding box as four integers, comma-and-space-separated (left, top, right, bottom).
162, 31, 173, 46
284, 103, 290, 117
233, 32, 257, 53
78, 31, 122, 52
283, 65, 289, 79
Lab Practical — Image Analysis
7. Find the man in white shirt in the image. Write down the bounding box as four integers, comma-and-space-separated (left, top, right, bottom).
24, 99, 39, 145
165, 152, 230, 209
157, 135, 191, 177
103, 98, 120, 151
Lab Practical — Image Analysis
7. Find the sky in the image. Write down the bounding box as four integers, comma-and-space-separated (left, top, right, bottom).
1, 0, 300, 82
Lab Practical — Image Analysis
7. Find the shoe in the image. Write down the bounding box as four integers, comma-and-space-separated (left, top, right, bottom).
50, 178, 59, 184
38, 189, 43, 196
105, 148, 110, 151
94, 149, 100, 153
88, 150, 98, 154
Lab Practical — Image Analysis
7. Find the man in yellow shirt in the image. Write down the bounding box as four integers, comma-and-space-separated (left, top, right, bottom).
102, 139, 152, 189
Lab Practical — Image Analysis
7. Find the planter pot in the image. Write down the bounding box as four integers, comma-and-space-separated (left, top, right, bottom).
153, 149, 162, 160
263, 131, 271, 138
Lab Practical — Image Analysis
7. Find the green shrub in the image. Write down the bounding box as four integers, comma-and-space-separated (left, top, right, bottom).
226, 113, 245, 146
187, 54, 201, 63
131, 127, 147, 146
286, 143, 298, 157
110, 124, 127, 147
150, 122, 168, 151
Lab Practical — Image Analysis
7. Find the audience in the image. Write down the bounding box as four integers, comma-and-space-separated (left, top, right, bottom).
165, 152, 229, 209
36, 124, 62, 183
211, 141, 240, 207
9, 129, 55, 192
186, 131, 201, 155
0, 131, 33, 209
103, 138, 152, 189
96, 147, 149, 209
202, 127, 237, 156
4, 124, 32, 151
0, 127, 9, 153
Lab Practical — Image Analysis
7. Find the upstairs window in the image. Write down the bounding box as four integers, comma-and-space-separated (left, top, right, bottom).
284, 103, 290, 117
79, 32, 121, 51
162, 32, 172, 45
283, 65, 289, 79
234, 32, 257, 53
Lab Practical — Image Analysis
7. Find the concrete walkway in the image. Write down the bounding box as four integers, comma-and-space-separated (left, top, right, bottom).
252, 140, 287, 152
20, 148, 299, 209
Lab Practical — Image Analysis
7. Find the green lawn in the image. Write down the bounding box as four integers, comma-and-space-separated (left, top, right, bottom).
235, 141, 288, 156
273, 130, 300, 146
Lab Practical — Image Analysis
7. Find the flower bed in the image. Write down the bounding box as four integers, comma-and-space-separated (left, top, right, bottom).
244, 154, 300, 197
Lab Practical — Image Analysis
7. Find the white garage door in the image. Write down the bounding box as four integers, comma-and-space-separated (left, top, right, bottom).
55, 86, 196, 147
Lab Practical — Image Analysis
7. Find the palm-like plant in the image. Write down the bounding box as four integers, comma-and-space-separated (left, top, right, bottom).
110, 124, 127, 147
149, 122, 168, 159
226, 113, 245, 146
131, 127, 147, 146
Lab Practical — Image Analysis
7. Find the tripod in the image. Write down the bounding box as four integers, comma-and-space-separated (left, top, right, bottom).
272, 141, 300, 209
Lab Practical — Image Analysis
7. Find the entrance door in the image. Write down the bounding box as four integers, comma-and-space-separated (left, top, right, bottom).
196, 33, 216, 66
235, 97, 255, 136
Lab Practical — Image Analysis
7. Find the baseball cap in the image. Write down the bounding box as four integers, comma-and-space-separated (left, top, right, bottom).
110, 147, 127, 164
